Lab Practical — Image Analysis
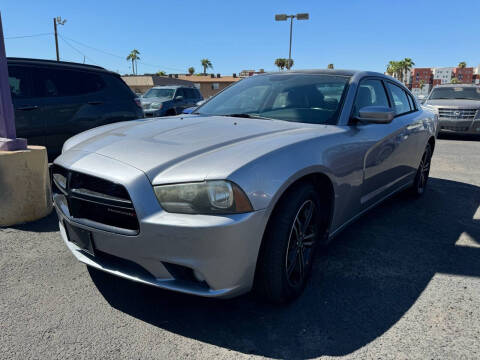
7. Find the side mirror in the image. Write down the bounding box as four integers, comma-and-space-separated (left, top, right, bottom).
355, 106, 394, 124
175, 96, 184, 102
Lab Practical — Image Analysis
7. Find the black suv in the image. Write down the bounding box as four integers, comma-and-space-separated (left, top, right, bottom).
8, 58, 144, 160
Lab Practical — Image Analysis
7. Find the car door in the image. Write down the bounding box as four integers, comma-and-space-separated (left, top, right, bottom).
352, 78, 418, 208
8, 65, 46, 147
33, 66, 100, 159
173, 88, 187, 114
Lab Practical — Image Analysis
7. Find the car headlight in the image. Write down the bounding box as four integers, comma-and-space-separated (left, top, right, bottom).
154, 180, 253, 214
150, 102, 163, 110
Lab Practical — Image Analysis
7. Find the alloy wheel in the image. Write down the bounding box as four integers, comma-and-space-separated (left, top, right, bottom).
285, 200, 317, 287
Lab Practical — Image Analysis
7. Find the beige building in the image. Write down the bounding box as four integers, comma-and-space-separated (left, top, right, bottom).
177, 74, 241, 98
121, 75, 194, 94
121, 74, 242, 98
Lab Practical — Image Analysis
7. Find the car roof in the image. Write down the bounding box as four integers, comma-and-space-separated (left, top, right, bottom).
7, 57, 111, 73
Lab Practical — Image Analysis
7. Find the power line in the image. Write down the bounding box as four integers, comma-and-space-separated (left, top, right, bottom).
61, 34, 184, 72
59, 35, 98, 66
5, 32, 53, 40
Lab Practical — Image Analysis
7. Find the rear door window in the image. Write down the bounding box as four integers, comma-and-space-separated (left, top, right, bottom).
34, 67, 105, 97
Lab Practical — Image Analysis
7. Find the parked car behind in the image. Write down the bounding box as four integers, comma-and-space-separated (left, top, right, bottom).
53, 70, 437, 303
140, 86, 203, 117
7, 58, 144, 160
423, 84, 480, 135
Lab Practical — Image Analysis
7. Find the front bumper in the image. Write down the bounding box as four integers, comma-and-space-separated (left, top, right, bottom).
438, 117, 480, 135
53, 151, 267, 298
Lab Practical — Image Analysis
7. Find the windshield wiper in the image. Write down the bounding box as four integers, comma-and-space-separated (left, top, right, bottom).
222, 113, 274, 120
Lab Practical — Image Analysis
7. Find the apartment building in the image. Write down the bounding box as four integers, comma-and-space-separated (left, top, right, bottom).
432, 67, 453, 84
452, 67, 473, 83
411, 68, 432, 89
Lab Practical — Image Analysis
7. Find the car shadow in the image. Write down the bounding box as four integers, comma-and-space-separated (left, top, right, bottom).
438, 133, 480, 141
88, 177, 480, 359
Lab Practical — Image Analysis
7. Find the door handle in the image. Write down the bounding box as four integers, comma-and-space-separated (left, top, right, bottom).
88, 101, 103, 105
16, 105, 39, 111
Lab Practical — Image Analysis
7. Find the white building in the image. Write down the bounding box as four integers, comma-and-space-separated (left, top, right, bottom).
432, 67, 453, 84
474, 65, 480, 84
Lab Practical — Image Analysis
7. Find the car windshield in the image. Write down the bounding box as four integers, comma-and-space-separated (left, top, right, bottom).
429, 87, 480, 101
143, 88, 175, 99
195, 74, 350, 125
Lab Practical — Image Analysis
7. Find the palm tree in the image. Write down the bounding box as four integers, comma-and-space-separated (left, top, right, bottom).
387, 61, 401, 80
402, 58, 415, 84
327, 63, 334, 69
188, 67, 195, 75
156, 71, 166, 76
274, 58, 286, 70
286, 58, 294, 69
458, 61, 467, 68
200, 59, 213, 75
126, 49, 140, 75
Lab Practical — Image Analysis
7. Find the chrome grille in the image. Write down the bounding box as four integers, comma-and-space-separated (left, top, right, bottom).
438, 108, 477, 120
52, 165, 139, 232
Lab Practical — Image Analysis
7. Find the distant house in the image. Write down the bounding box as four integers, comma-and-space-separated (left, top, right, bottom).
177, 74, 241, 98
121, 73, 241, 98
121, 75, 194, 94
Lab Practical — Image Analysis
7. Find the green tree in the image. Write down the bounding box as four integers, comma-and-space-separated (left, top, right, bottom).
401, 58, 415, 84
419, 80, 425, 90
126, 49, 140, 75
327, 63, 334, 69
286, 58, 294, 69
386, 60, 402, 80
458, 61, 467, 68
451, 77, 459, 84
188, 67, 195, 75
156, 70, 166, 76
274, 58, 286, 70
200, 59, 213, 75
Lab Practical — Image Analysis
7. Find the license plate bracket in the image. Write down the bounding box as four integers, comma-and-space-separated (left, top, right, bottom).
64, 222, 95, 256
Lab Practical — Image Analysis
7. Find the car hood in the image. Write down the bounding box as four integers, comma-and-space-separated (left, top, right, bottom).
424, 99, 480, 108
60, 115, 341, 184
140, 97, 171, 104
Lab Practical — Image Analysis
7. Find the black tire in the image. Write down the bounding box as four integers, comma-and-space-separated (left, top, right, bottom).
411, 143, 432, 196
255, 182, 328, 304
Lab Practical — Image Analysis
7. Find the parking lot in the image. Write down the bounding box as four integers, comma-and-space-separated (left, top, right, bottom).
1, 136, 479, 359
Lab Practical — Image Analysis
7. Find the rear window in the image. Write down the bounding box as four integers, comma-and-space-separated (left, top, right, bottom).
34, 67, 105, 97
8, 66, 32, 98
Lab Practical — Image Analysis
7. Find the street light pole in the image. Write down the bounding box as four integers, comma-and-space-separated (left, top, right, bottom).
288, 16, 293, 68
275, 13, 309, 70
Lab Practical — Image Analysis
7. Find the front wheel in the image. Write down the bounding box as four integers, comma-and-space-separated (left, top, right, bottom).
255, 183, 327, 304
411, 143, 432, 196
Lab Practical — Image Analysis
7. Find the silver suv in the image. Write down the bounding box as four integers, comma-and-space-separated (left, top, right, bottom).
424, 84, 480, 135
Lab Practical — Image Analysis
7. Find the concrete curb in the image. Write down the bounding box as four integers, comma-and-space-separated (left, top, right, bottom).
0, 146, 52, 226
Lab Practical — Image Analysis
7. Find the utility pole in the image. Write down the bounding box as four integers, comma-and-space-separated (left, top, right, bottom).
53, 17, 66, 61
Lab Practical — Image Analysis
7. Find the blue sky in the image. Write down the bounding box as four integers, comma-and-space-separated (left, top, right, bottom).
3, 0, 480, 75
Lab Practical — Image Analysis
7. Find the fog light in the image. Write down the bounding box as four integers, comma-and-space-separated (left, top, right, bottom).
193, 270, 205, 282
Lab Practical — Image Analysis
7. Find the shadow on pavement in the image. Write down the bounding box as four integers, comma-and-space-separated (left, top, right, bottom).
4, 211, 59, 233
438, 133, 480, 141
88, 177, 480, 358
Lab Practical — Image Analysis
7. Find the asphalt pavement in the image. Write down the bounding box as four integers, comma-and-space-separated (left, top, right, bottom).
1, 136, 479, 359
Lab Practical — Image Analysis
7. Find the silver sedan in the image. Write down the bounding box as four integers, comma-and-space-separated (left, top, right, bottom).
52, 70, 437, 303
